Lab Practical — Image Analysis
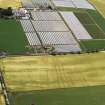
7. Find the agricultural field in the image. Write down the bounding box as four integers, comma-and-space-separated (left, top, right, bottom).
21, 0, 52, 8
0, 0, 105, 105
0, 93, 5, 105
87, 10, 105, 33
59, 9, 105, 51
60, 12, 92, 40
0, 0, 21, 8
56, 1, 105, 51
0, 0, 105, 53
76, 10, 105, 51
0, 19, 28, 54
74, 11, 105, 39
1, 53, 105, 92
20, 11, 81, 53
89, 0, 105, 18
9, 85, 105, 105
53, 0, 94, 9
0, 53, 105, 105
80, 40, 105, 51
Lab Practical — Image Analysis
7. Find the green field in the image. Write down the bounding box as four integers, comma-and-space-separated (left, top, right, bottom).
83, 25, 105, 39
80, 40, 105, 51
87, 10, 105, 33
74, 12, 94, 24
57, 7, 86, 12
0, 19, 28, 54
74, 10, 105, 51
9, 85, 105, 105
89, 0, 105, 18
57, 6, 105, 51
74, 11, 105, 39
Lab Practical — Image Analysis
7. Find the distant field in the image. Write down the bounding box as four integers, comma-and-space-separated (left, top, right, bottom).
9, 85, 105, 105
89, 0, 105, 18
1, 53, 105, 91
0, 0, 21, 8
80, 40, 105, 51
58, 6, 105, 51
57, 7, 86, 12
74, 12, 94, 24
0, 19, 28, 54
74, 11, 105, 39
87, 10, 105, 34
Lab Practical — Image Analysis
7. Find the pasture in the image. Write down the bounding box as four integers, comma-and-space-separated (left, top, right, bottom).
9, 85, 105, 105
0, 19, 28, 54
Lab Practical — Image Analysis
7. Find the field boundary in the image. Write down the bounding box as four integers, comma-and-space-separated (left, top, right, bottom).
0, 69, 10, 105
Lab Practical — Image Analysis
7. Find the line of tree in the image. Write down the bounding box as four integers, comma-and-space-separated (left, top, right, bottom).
0, 7, 13, 17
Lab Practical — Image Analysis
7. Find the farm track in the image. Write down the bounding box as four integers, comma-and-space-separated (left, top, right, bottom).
0, 69, 10, 105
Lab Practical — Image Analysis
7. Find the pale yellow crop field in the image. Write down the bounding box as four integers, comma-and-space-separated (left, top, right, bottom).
0, 0, 21, 8
1, 53, 105, 91
0, 93, 5, 105
89, 0, 105, 18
